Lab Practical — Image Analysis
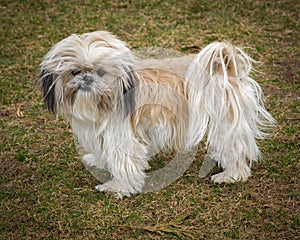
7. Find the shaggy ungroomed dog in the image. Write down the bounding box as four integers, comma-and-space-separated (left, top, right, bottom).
38, 31, 275, 198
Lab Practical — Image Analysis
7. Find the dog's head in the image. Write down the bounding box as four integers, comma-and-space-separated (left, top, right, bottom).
38, 31, 137, 121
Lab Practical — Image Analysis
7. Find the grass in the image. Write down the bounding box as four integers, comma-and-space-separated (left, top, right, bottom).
0, 0, 299, 239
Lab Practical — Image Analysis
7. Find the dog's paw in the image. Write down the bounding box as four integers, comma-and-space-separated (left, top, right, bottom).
95, 180, 132, 199
211, 172, 238, 183
211, 169, 251, 183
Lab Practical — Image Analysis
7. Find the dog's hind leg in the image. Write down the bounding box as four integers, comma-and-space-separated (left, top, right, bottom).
185, 42, 275, 183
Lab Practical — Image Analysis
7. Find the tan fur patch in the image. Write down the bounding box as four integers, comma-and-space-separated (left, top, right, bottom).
130, 68, 189, 149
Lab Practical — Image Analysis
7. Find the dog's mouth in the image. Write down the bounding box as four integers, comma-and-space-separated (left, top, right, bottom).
65, 74, 117, 116
77, 84, 92, 92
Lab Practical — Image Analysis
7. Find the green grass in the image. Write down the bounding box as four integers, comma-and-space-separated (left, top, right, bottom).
1, 0, 299, 239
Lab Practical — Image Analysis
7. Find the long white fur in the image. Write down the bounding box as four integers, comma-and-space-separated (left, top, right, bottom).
39, 31, 275, 198
185, 42, 275, 182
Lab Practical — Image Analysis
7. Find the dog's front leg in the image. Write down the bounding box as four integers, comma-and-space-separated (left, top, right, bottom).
95, 145, 149, 198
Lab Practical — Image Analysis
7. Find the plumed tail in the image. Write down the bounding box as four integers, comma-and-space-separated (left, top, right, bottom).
185, 42, 275, 180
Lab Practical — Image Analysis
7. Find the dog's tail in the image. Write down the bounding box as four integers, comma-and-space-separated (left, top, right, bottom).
184, 42, 275, 182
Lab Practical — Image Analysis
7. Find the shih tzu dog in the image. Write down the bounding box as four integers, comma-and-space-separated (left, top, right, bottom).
38, 30, 275, 198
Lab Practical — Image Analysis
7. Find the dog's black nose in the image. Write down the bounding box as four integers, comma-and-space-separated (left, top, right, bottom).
79, 75, 94, 91
83, 75, 94, 84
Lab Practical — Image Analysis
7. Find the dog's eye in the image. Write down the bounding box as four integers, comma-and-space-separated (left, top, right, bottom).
96, 70, 105, 77
71, 70, 81, 76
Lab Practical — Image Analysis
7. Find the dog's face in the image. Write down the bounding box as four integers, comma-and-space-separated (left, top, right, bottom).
38, 31, 136, 120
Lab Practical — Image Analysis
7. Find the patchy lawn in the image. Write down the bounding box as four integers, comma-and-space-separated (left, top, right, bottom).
1, 0, 299, 239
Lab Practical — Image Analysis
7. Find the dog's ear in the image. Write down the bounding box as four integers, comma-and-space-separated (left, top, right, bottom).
38, 69, 57, 113
119, 66, 137, 117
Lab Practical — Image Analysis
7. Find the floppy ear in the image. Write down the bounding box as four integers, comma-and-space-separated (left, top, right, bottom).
38, 69, 58, 113
119, 66, 137, 117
